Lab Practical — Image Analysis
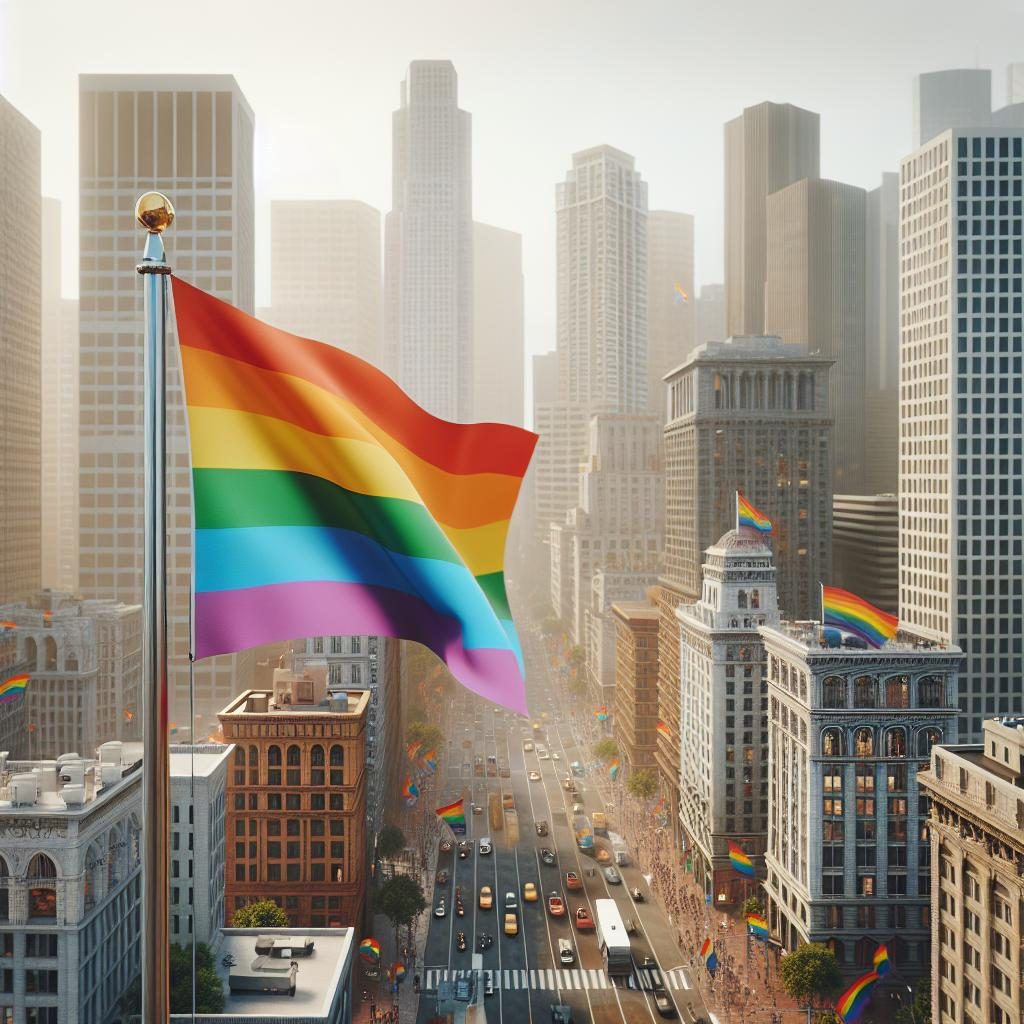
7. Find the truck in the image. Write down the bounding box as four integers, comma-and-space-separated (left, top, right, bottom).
487, 791, 504, 831
591, 811, 608, 837
594, 898, 632, 977
611, 837, 629, 866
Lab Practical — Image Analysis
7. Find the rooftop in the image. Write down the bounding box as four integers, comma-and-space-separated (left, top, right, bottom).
665, 335, 834, 379
763, 621, 962, 656
170, 744, 233, 781
220, 685, 370, 720
611, 601, 660, 624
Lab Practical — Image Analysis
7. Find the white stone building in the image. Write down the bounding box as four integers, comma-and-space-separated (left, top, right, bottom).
760, 622, 960, 976
0, 742, 142, 1024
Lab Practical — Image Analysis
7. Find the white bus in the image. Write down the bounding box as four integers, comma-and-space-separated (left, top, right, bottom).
594, 898, 632, 976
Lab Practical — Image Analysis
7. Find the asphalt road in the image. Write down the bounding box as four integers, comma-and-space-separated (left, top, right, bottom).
415, 623, 714, 1024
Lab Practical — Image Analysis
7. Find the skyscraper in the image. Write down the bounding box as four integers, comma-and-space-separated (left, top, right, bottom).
1011, 63, 1024, 104
0, 95, 41, 604
78, 75, 256, 729
696, 283, 726, 347
385, 60, 473, 422
899, 127, 1024, 741
557, 145, 648, 414
765, 177, 868, 492
647, 210, 695, 418
724, 102, 819, 338
913, 69, 993, 148
267, 199, 381, 365
473, 221, 524, 426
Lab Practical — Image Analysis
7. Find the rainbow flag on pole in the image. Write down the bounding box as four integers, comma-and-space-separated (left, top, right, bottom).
172, 278, 537, 714
835, 970, 879, 1023
728, 841, 755, 877
435, 798, 467, 836
699, 937, 718, 977
0, 674, 30, 706
656, 720, 670, 740
821, 585, 898, 649
736, 492, 772, 533
609, 757, 621, 781
402, 775, 419, 807
418, 749, 438, 774
746, 913, 770, 940
872, 943, 891, 977
359, 937, 380, 963
406, 741, 422, 762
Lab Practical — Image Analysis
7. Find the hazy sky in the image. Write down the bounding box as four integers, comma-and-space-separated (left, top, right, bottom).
2, 0, 1022, 364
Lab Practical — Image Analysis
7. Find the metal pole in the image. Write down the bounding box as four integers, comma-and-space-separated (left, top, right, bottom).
136, 192, 174, 1023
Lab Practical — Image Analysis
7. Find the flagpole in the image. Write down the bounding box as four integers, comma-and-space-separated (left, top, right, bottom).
136, 191, 174, 1023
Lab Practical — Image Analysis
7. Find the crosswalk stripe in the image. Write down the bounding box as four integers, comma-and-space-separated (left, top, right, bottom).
546, 969, 556, 989
559, 969, 572, 989
503, 969, 511, 988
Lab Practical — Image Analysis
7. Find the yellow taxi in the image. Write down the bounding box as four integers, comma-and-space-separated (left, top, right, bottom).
523, 882, 538, 902
479, 885, 493, 910
504, 912, 518, 936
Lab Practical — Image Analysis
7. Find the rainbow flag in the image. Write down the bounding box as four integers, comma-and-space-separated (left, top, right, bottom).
656, 720, 670, 740
594, 705, 609, 721
0, 674, 29, 706
359, 937, 381, 963
419, 750, 438, 774
673, 282, 690, 304
736, 492, 772, 533
872, 943, 891, 977
391, 962, 407, 983
402, 775, 419, 807
835, 970, 879, 1023
172, 278, 537, 714
699, 937, 718, 977
435, 798, 467, 836
169, 722, 179, 735
0, 620, 17, 629
821, 585, 898, 649
123, 708, 134, 722
609, 757, 621, 781
407, 741, 422, 762
728, 841, 755, 877
746, 913, 769, 940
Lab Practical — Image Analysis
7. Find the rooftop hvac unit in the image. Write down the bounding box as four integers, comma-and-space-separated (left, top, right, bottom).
98, 741, 122, 765
60, 784, 86, 807
56, 752, 82, 765
59, 764, 85, 787
329, 695, 348, 713
99, 763, 121, 788
11, 774, 39, 806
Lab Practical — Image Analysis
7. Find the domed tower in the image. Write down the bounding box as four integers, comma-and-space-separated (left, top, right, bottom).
676, 529, 778, 905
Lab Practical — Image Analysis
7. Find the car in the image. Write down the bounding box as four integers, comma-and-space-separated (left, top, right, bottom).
547, 893, 566, 917
558, 938, 576, 965
624, 917, 637, 935
479, 885, 493, 909
472, 802, 483, 815
504, 912, 519, 936
572, 802, 585, 815
552, 751, 561, 761
540, 848, 557, 866
654, 990, 676, 1018
523, 882, 538, 902
483, 970, 495, 997
631, 887, 644, 902
536, 820, 549, 837
458, 841, 471, 859
436, 869, 449, 885
523, 741, 534, 752
502, 793, 515, 810
603, 866, 621, 885
504, 891, 518, 909
537, 748, 550, 760
573, 907, 594, 931
595, 848, 611, 864
528, 770, 542, 782
434, 900, 446, 918
479, 837, 493, 855
565, 871, 583, 891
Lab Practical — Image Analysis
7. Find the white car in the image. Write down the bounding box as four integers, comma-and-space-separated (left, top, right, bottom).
434, 900, 446, 918
537, 748, 550, 760
528, 770, 542, 782
552, 752, 561, 761
479, 837, 493, 855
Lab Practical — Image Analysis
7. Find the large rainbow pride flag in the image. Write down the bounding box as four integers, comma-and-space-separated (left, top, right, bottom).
822, 585, 898, 649
0, 674, 30, 706
435, 798, 467, 836
835, 970, 879, 1023
172, 279, 536, 713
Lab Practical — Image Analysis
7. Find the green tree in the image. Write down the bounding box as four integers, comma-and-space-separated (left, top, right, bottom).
231, 899, 289, 929
592, 737, 619, 761
817, 1013, 840, 1024
378, 873, 428, 957
377, 824, 407, 861
168, 943, 225, 1014
742, 895, 763, 917
778, 943, 842, 1008
626, 768, 658, 800
895, 975, 932, 1024
406, 720, 445, 751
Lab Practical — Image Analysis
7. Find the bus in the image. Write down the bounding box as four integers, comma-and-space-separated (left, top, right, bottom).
591, 811, 608, 837
573, 814, 594, 854
594, 898, 632, 976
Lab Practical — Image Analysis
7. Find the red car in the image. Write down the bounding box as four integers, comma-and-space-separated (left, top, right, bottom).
565, 871, 583, 891
547, 893, 566, 917
574, 907, 594, 931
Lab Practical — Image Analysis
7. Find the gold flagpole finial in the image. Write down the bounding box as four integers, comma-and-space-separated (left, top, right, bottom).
135, 191, 175, 233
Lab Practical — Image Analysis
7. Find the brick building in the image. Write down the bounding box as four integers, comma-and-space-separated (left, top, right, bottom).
612, 600, 660, 773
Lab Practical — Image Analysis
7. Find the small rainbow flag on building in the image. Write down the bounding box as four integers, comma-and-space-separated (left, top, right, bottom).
0, 620, 17, 629
699, 937, 718, 977
594, 706, 609, 722
736, 492, 772, 533
402, 775, 419, 807
835, 970, 879, 1023
169, 722, 179, 735
656, 720, 670, 740
673, 282, 690, 304
872, 943, 891, 977
0, 674, 30, 706
728, 841, 755, 877
418, 750, 437, 774
391, 962, 407, 983
746, 913, 770, 940
609, 757, 621, 781
821, 585, 898, 649
172, 278, 536, 714
358, 937, 381, 963
123, 708, 134, 722
435, 798, 467, 836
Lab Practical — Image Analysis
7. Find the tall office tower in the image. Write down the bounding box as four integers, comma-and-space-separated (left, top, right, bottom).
765, 178, 868, 493
533, 400, 587, 549
78, 75, 255, 731
557, 145, 649, 415
678, 530, 779, 905
533, 351, 559, 406
473, 221, 524, 425
761, 623, 960, 974
170, 743, 230, 946
832, 494, 898, 615
919, 719, 1024, 1024
724, 102, 819, 337
612, 600, 660, 773
0, 742, 142, 1024
913, 70, 992, 148
220, 681, 369, 928
864, 173, 900, 493
1011, 63, 1024, 104
267, 199, 381, 365
0, 96, 42, 604
696, 283, 726, 347
385, 60, 473, 422
41, 200, 80, 592
899, 128, 1024, 742
647, 210, 695, 418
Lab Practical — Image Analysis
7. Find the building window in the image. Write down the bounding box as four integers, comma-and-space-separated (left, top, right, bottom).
918, 675, 944, 707
855, 763, 874, 792
821, 874, 844, 896
854, 728, 874, 756
885, 676, 910, 708
885, 728, 907, 758
821, 728, 844, 756
854, 676, 877, 708
917, 728, 942, 757
822, 677, 846, 708
287, 745, 301, 767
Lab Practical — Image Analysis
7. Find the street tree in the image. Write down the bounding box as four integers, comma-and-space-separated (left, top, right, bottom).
626, 769, 658, 800
406, 720, 444, 751
895, 975, 931, 1024
169, 943, 225, 1014
778, 943, 842, 1008
742, 895, 763, 917
377, 824, 407, 862
377, 873, 428, 958
592, 737, 619, 761
231, 899, 289, 929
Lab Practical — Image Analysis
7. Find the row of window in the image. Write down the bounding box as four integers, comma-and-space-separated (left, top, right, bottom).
232, 790, 345, 812
821, 725, 941, 758
233, 818, 346, 838
820, 674, 945, 709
